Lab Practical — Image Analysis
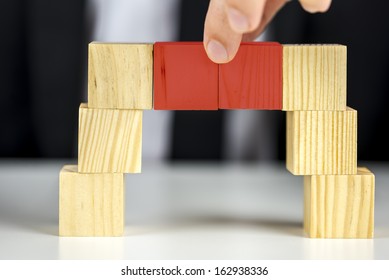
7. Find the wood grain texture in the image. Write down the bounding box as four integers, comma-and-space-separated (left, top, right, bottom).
59, 165, 124, 237
78, 103, 142, 173
88, 42, 153, 109
282, 45, 347, 111
219, 42, 282, 109
304, 167, 375, 238
153, 42, 218, 110
286, 107, 357, 175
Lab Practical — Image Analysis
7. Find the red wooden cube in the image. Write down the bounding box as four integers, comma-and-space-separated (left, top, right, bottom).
153, 42, 218, 110
219, 42, 282, 110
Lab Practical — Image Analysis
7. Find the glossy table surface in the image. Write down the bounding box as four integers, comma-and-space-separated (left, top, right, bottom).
0, 160, 388, 260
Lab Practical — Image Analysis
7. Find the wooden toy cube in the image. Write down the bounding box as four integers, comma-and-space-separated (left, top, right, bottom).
59, 165, 124, 237
219, 42, 282, 109
78, 103, 142, 173
283, 45, 347, 111
153, 42, 218, 110
88, 42, 153, 109
304, 167, 375, 238
286, 108, 357, 175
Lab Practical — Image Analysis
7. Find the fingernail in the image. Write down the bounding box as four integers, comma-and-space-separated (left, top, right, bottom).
226, 7, 250, 32
206, 40, 228, 63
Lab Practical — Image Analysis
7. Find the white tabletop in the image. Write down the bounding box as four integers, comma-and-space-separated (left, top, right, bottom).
0, 160, 388, 260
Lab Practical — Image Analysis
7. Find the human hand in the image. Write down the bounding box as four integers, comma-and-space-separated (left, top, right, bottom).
203, 0, 332, 63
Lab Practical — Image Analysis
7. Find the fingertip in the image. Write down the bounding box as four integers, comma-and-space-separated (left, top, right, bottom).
319, 0, 332, 12
300, 0, 332, 13
205, 39, 229, 63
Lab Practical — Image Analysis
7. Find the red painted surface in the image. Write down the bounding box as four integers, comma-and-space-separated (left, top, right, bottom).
154, 42, 218, 110
219, 42, 282, 110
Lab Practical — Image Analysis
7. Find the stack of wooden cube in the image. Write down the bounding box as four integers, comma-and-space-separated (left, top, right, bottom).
59, 43, 152, 236
59, 42, 374, 238
283, 45, 374, 238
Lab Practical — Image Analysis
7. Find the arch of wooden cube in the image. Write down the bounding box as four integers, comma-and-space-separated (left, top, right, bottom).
59, 42, 374, 238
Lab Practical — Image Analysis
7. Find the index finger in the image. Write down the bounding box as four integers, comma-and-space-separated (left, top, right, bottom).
204, 0, 267, 63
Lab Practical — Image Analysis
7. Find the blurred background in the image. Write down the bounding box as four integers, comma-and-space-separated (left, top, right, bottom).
1, 0, 388, 162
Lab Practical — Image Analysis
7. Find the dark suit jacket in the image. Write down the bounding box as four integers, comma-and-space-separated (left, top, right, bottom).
0, 0, 86, 157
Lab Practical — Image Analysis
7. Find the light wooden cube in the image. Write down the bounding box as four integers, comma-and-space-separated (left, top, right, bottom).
59, 165, 125, 237
78, 103, 142, 173
286, 107, 357, 175
282, 45, 347, 111
88, 42, 153, 109
304, 167, 375, 238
